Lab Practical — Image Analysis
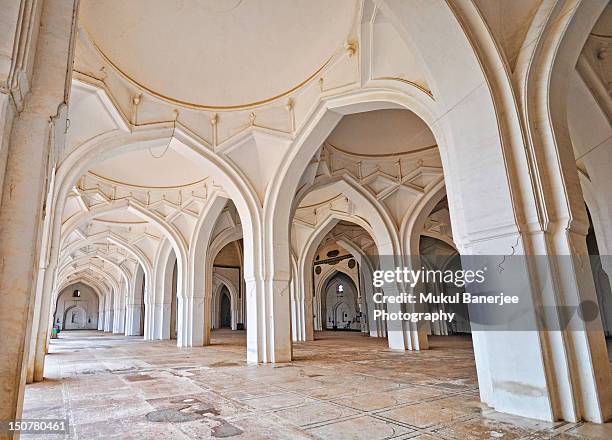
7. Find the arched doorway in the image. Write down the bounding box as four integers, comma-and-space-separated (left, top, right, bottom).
219, 288, 232, 329
53, 283, 100, 331
321, 272, 359, 331
63, 305, 87, 330
208, 231, 244, 337
305, 220, 374, 339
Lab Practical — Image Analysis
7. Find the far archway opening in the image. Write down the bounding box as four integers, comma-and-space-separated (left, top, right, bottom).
419, 197, 471, 337
417, 197, 474, 355
289, 107, 444, 347
288, 106, 478, 360
419, 236, 471, 336
53, 283, 100, 331
320, 272, 360, 331
219, 288, 232, 329
206, 201, 246, 349
307, 221, 380, 341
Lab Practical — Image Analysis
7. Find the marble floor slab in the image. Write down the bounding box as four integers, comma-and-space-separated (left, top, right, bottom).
22, 330, 612, 439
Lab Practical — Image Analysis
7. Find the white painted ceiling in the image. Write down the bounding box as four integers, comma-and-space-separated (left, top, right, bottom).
326, 109, 436, 156
89, 140, 207, 188
299, 186, 343, 208
80, 0, 357, 107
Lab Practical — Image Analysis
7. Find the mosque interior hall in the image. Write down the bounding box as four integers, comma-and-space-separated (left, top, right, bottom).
1, 0, 611, 439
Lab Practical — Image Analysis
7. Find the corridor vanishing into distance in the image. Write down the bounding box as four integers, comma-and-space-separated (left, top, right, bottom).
23, 331, 612, 439
2, 1, 612, 439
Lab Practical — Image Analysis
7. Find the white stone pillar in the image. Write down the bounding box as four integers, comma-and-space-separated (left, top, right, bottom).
152, 303, 163, 339
155, 302, 171, 340
176, 292, 205, 347
151, 273, 164, 340
97, 310, 104, 331
153, 246, 175, 341
367, 300, 381, 337
382, 284, 409, 350
104, 293, 114, 332
359, 275, 368, 336
112, 284, 126, 334
143, 295, 155, 340
169, 265, 177, 340
0, 0, 79, 427
378, 256, 421, 351
313, 290, 322, 331
359, 264, 385, 338
231, 287, 239, 330
290, 274, 307, 342
246, 276, 292, 363
240, 277, 246, 329
124, 304, 138, 336
27, 261, 57, 384
303, 293, 313, 340
201, 264, 230, 345
407, 286, 429, 350
445, 225, 612, 424
203, 277, 214, 344
0, 93, 15, 203
125, 273, 143, 336
297, 260, 316, 341
26, 258, 49, 384
125, 304, 140, 336
290, 285, 299, 342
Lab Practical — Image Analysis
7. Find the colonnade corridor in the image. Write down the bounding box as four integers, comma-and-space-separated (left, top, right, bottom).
3, 1, 612, 438
21, 330, 611, 439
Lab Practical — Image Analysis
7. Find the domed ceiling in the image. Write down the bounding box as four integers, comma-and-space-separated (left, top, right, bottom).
89, 141, 207, 188
326, 109, 436, 156
79, 0, 357, 108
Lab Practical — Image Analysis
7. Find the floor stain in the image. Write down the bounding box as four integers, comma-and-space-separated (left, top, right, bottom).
145, 409, 200, 423
211, 419, 243, 438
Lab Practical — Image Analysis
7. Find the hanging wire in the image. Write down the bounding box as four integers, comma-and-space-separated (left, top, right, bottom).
148, 119, 176, 159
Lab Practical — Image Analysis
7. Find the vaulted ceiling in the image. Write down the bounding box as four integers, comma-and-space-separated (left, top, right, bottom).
79, 0, 358, 108
326, 109, 436, 156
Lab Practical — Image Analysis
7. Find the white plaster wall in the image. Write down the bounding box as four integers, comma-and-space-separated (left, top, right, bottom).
53, 283, 99, 330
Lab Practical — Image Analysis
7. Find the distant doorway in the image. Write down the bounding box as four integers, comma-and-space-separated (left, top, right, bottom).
219, 289, 232, 329
63, 305, 87, 330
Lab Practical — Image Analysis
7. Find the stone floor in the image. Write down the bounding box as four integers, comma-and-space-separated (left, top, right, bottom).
22, 330, 612, 439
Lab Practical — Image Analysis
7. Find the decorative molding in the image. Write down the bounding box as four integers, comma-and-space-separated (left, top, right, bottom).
87, 171, 209, 191
371, 77, 433, 99
326, 141, 438, 159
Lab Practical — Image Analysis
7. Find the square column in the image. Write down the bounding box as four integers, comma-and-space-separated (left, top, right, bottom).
246, 277, 292, 363
0, 0, 79, 429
